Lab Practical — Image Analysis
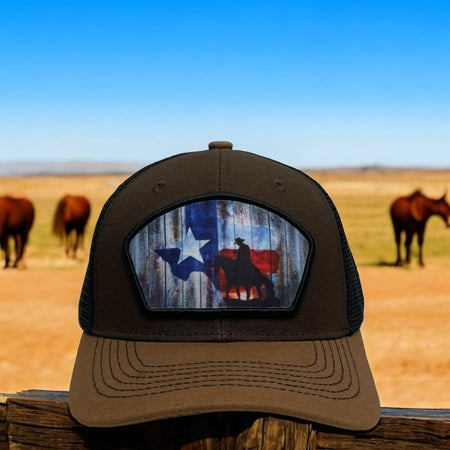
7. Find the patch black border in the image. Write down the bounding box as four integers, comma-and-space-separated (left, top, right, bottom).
124, 193, 314, 316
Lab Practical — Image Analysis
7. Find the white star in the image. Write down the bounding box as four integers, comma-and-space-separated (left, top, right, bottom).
177, 227, 210, 264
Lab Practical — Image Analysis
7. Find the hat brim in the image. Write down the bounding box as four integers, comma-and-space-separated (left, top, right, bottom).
68, 330, 379, 430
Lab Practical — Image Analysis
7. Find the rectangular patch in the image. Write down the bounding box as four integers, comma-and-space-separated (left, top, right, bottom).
128, 199, 311, 311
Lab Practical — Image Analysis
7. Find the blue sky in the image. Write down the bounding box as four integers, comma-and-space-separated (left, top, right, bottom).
1, 1, 449, 168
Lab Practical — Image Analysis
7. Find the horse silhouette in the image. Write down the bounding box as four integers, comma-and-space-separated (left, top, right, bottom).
53, 195, 91, 258
390, 190, 450, 266
0, 196, 35, 268
213, 254, 277, 307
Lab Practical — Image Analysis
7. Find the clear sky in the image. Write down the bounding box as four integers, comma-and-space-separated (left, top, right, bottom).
1, 1, 449, 169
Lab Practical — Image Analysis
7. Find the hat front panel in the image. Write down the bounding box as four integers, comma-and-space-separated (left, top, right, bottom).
89, 149, 350, 341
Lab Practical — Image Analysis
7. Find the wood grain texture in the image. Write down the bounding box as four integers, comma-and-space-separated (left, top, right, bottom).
0, 399, 7, 450
2, 391, 450, 449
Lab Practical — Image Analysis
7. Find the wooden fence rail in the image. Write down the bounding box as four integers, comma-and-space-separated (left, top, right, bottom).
1, 390, 449, 449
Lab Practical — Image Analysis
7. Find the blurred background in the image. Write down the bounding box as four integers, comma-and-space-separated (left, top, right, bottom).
0, 1, 449, 408
1, 0, 449, 169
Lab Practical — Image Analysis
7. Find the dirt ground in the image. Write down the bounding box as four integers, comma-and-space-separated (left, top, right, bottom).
359, 264, 450, 408
0, 261, 449, 409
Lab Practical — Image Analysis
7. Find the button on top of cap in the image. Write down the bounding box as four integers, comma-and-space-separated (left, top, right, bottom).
208, 141, 233, 150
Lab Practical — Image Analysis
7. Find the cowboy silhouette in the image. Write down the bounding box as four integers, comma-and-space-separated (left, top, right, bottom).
234, 237, 251, 267
212, 236, 279, 307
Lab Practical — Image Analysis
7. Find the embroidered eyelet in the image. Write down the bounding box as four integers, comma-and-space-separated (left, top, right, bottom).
273, 179, 286, 192
152, 181, 166, 193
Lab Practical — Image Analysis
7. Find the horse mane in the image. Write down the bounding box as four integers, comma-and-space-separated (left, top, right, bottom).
410, 189, 423, 197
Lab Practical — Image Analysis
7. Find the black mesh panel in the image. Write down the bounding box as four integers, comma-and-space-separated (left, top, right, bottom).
305, 175, 364, 332
78, 160, 167, 332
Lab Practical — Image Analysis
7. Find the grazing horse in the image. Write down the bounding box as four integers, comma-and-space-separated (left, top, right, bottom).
53, 195, 91, 258
0, 196, 35, 268
390, 190, 450, 266
213, 254, 275, 302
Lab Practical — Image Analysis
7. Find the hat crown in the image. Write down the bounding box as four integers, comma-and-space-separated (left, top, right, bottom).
79, 146, 363, 341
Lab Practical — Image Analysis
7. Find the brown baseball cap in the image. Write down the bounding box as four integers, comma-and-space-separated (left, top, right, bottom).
69, 141, 380, 430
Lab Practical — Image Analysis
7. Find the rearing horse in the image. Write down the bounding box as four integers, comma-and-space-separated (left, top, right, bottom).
390, 190, 450, 266
0, 196, 35, 268
53, 195, 91, 258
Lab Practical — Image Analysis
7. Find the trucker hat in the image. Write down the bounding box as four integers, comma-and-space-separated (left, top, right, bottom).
69, 141, 380, 430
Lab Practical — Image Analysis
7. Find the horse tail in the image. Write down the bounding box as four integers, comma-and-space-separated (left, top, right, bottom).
80, 197, 91, 231
53, 197, 66, 241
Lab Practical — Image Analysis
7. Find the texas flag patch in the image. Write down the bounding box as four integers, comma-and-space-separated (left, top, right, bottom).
127, 198, 311, 311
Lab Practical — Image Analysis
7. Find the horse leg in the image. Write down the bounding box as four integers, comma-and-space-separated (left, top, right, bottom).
64, 232, 68, 256
16, 232, 30, 267
1, 236, 9, 268
417, 227, 425, 267
72, 231, 81, 258
67, 231, 75, 258
64, 226, 71, 257
257, 284, 264, 300
405, 231, 413, 264
13, 234, 23, 268
394, 228, 402, 266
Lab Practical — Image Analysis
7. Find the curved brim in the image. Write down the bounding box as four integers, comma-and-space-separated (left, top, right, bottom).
68, 330, 379, 430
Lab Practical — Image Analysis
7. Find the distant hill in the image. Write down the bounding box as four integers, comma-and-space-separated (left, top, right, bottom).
0, 160, 145, 176
0, 160, 448, 176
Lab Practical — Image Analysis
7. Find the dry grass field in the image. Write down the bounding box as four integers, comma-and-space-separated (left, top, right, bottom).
0, 168, 449, 409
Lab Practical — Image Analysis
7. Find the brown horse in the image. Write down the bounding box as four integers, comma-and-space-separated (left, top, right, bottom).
0, 196, 35, 268
213, 255, 275, 302
390, 190, 450, 266
53, 195, 91, 258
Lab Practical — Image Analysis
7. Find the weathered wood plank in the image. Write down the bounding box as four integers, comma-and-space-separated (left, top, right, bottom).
381, 407, 450, 418
260, 416, 313, 450
2, 391, 450, 449
6, 397, 74, 429
0, 423, 7, 442
8, 422, 142, 450
5, 392, 142, 449
143, 414, 222, 450
0, 398, 7, 449
315, 414, 450, 450
0, 402, 6, 422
